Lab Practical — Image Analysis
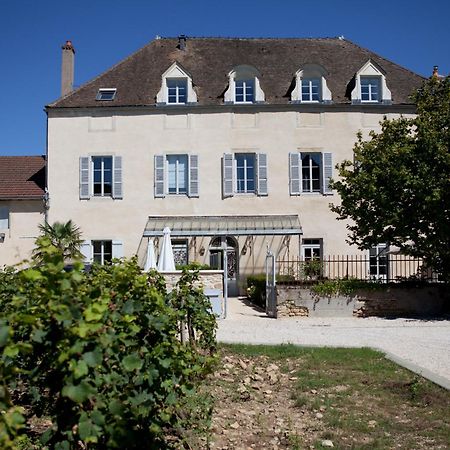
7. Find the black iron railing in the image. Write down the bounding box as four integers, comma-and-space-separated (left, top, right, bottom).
276, 255, 442, 283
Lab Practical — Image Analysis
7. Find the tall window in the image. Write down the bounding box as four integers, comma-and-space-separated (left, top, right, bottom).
92, 156, 113, 197
167, 155, 188, 194
235, 79, 254, 103
167, 78, 187, 104
93, 240, 112, 265
235, 153, 255, 193
301, 78, 320, 102
369, 244, 388, 280
301, 153, 321, 193
361, 77, 380, 102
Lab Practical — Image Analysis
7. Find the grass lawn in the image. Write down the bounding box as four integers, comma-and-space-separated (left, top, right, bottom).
207, 344, 450, 449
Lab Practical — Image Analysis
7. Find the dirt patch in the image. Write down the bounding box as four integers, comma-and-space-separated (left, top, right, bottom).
207, 352, 327, 449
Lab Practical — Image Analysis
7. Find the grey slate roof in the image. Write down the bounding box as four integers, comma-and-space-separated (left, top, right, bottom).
48, 37, 424, 108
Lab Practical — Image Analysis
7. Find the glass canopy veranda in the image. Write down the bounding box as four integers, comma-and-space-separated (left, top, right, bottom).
143, 215, 302, 237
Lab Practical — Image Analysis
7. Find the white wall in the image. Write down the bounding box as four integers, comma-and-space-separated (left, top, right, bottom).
47, 107, 415, 271
0, 200, 44, 267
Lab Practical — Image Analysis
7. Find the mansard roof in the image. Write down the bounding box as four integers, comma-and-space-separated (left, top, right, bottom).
0, 156, 46, 199
48, 37, 424, 108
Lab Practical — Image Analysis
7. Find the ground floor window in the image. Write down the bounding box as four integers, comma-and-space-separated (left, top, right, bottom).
93, 240, 112, 265
0, 207, 9, 230
301, 238, 322, 260
172, 239, 188, 266
369, 243, 388, 280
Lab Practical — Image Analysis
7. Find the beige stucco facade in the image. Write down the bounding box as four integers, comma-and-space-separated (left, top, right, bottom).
46, 105, 415, 289
0, 200, 44, 267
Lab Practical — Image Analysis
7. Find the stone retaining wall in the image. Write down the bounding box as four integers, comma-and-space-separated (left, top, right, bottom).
275, 284, 448, 318
162, 270, 224, 292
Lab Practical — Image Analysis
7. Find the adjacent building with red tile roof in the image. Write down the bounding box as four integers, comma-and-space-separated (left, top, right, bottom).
0, 156, 46, 266
0, 156, 46, 199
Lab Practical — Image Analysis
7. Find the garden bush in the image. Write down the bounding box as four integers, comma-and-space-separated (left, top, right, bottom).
0, 240, 217, 449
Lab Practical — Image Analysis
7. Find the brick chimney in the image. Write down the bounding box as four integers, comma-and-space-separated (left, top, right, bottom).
61, 40, 75, 96
432, 65, 439, 78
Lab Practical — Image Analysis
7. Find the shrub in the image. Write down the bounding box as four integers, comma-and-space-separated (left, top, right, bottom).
175, 261, 211, 271
246, 274, 267, 308
0, 241, 216, 449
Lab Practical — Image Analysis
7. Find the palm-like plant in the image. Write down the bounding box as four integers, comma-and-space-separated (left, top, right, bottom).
33, 220, 83, 263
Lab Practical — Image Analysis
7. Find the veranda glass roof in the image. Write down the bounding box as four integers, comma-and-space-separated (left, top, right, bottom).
143, 215, 302, 237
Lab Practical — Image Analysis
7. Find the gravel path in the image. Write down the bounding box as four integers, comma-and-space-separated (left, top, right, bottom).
217, 298, 450, 389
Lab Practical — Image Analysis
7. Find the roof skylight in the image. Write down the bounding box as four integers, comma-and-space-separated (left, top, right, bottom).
96, 88, 117, 101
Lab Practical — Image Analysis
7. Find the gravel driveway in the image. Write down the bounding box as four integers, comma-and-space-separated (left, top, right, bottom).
217, 298, 450, 390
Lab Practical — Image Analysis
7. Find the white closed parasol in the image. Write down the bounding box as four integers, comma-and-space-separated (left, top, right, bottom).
157, 227, 176, 272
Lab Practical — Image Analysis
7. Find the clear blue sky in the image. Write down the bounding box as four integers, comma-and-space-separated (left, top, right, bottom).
1, 0, 449, 155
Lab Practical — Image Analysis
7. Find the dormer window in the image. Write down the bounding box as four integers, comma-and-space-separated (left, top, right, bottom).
157, 62, 197, 106
96, 88, 116, 101
301, 78, 320, 102
360, 77, 380, 102
292, 64, 332, 104
235, 79, 254, 103
224, 65, 265, 104
351, 60, 391, 104
167, 78, 187, 104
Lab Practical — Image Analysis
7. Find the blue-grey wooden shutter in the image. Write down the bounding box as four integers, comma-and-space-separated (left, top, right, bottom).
188, 154, 199, 197
80, 240, 92, 263
79, 157, 90, 199
289, 152, 301, 195
257, 153, 268, 196
113, 156, 123, 199
112, 240, 124, 259
154, 155, 165, 198
223, 153, 234, 197
322, 152, 333, 195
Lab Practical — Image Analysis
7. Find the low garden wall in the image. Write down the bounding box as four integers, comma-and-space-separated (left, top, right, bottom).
275, 284, 448, 318
162, 270, 224, 292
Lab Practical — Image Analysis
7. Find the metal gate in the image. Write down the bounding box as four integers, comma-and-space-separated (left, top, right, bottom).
265, 250, 277, 318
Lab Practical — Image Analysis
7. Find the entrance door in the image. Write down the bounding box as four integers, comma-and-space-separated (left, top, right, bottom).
209, 236, 239, 296
369, 244, 389, 281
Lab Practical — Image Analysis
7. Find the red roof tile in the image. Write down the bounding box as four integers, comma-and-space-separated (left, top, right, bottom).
0, 156, 46, 199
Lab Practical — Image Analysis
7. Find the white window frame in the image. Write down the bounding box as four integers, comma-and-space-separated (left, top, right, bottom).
360, 77, 380, 103
166, 154, 188, 194
235, 153, 256, 193
301, 153, 322, 193
301, 239, 322, 260
92, 156, 113, 197
92, 240, 113, 265
235, 79, 255, 104
369, 243, 389, 281
301, 78, 321, 102
167, 78, 188, 104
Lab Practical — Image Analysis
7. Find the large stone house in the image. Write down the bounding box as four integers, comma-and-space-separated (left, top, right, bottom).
0, 156, 46, 266
39, 37, 425, 293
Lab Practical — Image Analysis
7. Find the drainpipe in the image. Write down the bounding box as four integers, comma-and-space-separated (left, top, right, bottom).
222, 238, 228, 319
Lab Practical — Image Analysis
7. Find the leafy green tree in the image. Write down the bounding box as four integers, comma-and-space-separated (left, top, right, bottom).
331, 76, 450, 280
33, 220, 83, 263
